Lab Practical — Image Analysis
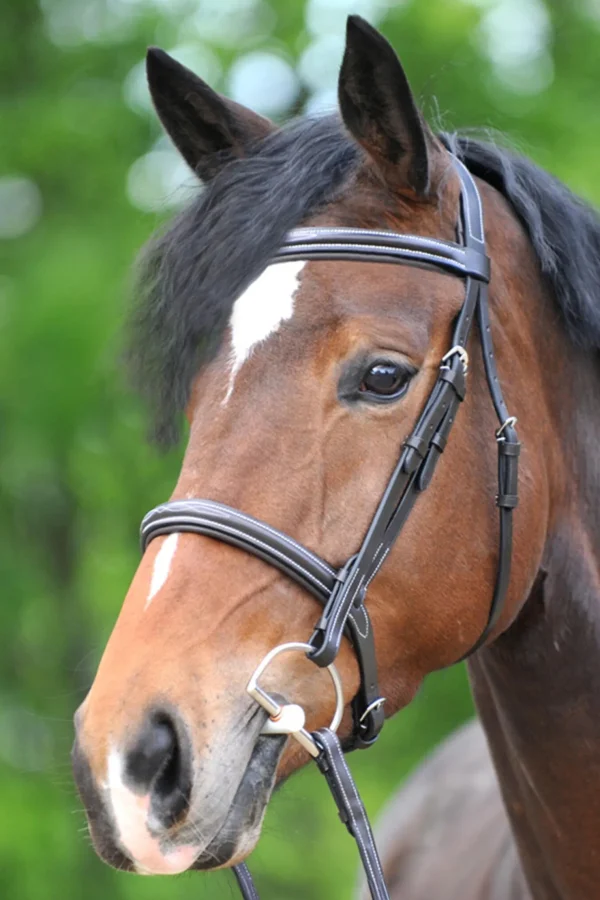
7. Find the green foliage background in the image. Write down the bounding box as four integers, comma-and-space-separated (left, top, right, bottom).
1, 1, 598, 898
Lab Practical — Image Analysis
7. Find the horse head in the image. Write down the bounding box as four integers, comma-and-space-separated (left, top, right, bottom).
72, 16, 550, 879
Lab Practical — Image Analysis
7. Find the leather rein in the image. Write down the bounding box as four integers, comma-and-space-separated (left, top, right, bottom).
140, 156, 520, 899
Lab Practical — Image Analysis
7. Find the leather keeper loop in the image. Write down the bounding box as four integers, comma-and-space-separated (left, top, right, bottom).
404, 434, 428, 458
498, 439, 520, 457
431, 431, 448, 453
352, 585, 367, 608
439, 364, 466, 400
416, 449, 439, 493
402, 449, 421, 475
464, 247, 491, 282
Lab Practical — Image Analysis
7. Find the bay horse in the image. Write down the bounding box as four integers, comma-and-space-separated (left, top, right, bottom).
72, 15, 600, 899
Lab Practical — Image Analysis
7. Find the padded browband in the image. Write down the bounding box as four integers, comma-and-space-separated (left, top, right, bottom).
273, 227, 491, 283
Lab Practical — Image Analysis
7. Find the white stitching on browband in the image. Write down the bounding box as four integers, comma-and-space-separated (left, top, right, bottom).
286, 228, 462, 254
165, 501, 327, 563
278, 243, 466, 271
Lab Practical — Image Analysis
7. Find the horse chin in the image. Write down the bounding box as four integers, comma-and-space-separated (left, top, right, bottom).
190, 733, 286, 872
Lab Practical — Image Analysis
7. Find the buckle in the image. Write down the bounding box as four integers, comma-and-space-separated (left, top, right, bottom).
358, 697, 386, 726
441, 345, 469, 375
495, 416, 518, 441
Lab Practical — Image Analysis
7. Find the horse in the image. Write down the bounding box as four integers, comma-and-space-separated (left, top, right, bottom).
71, 14, 600, 898
359, 721, 531, 900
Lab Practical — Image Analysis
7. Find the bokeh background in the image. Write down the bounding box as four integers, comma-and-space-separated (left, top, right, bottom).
1, 0, 599, 897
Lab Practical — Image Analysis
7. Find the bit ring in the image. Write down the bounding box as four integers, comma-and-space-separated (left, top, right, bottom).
246, 642, 344, 757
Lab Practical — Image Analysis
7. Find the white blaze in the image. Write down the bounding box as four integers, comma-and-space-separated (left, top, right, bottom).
145, 533, 179, 611
223, 260, 306, 404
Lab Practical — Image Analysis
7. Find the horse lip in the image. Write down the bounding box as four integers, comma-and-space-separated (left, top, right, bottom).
191, 733, 286, 870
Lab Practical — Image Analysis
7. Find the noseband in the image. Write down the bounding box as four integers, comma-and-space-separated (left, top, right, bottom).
140, 156, 520, 899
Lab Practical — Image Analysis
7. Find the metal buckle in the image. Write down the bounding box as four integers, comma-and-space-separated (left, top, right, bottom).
358, 697, 386, 726
495, 416, 518, 441
246, 642, 344, 759
441, 345, 469, 375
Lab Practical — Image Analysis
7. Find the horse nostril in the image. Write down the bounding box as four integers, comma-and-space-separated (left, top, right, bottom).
124, 711, 191, 828
125, 719, 174, 787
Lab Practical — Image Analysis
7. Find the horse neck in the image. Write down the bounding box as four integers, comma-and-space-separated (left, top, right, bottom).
469, 344, 600, 899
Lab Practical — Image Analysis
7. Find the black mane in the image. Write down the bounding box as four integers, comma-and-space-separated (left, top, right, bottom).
128, 115, 600, 445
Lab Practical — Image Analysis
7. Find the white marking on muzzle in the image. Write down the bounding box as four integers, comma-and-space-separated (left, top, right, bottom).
106, 749, 199, 875
145, 533, 179, 611
222, 260, 306, 404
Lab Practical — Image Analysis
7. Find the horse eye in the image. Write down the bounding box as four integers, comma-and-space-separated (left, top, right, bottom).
360, 361, 412, 399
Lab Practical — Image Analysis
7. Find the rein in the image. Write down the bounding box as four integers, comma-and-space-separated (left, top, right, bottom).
140, 156, 520, 899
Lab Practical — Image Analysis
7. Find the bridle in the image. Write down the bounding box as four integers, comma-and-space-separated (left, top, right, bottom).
140, 156, 520, 899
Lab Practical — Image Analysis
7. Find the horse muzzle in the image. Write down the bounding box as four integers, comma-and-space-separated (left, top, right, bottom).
72, 700, 285, 875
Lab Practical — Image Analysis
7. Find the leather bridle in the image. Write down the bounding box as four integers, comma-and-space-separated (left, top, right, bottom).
140, 156, 520, 899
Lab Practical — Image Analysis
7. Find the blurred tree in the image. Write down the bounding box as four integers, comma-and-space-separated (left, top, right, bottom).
0, 1, 598, 898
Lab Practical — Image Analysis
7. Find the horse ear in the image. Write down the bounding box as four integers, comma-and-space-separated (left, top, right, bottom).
146, 48, 276, 181
338, 16, 441, 196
